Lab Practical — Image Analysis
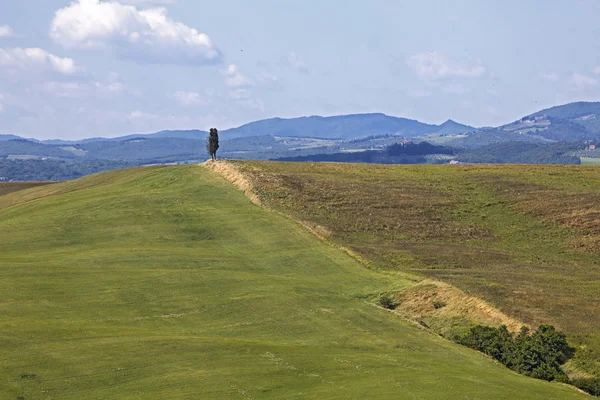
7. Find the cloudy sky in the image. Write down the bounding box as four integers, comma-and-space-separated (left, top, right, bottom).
1, 0, 600, 139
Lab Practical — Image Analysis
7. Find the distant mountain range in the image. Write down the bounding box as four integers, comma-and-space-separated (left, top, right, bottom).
0, 101, 600, 180
220, 114, 474, 140
9, 130, 210, 146
0, 113, 475, 144
3, 102, 600, 146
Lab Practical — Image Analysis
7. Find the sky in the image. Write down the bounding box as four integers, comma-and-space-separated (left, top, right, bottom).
1, 0, 600, 140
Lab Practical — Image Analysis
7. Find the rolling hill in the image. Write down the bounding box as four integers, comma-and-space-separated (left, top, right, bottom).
41, 129, 210, 145
530, 101, 600, 127
0, 165, 585, 399
0, 134, 30, 142
80, 137, 204, 161
449, 102, 600, 147
230, 160, 600, 382
0, 140, 78, 160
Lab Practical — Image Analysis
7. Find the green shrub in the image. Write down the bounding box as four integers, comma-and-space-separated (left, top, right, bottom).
571, 377, 600, 397
459, 324, 574, 383
459, 325, 513, 362
508, 325, 574, 380
377, 294, 399, 310
458, 324, 600, 396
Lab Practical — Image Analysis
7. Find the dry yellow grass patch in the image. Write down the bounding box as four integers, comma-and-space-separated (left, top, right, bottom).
201, 160, 262, 206
392, 280, 526, 333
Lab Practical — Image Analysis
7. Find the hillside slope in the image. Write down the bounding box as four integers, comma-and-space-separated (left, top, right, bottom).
232, 161, 600, 378
0, 182, 52, 196
0, 140, 78, 159
0, 166, 584, 399
450, 102, 600, 147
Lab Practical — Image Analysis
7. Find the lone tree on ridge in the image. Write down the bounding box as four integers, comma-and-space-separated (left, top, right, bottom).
207, 128, 219, 160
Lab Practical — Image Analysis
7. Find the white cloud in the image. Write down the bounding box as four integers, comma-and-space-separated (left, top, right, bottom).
287, 52, 308, 73
0, 25, 16, 38
105, 82, 125, 92
0, 94, 4, 113
120, 0, 176, 5
42, 82, 85, 98
50, 0, 221, 65
222, 64, 253, 88
570, 72, 597, 89
593, 66, 600, 74
39, 71, 125, 98
228, 89, 250, 100
257, 71, 279, 85
407, 51, 485, 80
42, 79, 125, 98
171, 90, 208, 106
129, 110, 159, 119
0, 47, 79, 75
540, 72, 559, 82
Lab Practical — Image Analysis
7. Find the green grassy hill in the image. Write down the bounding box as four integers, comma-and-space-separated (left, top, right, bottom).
233, 161, 600, 379
0, 166, 584, 399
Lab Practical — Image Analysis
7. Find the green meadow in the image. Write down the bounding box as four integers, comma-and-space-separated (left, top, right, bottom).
0, 166, 585, 399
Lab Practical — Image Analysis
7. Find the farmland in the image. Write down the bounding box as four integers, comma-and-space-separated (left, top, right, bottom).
231, 161, 600, 378
0, 166, 586, 399
581, 157, 600, 165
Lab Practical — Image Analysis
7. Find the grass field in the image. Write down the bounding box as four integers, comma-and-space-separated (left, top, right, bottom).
0, 182, 52, 197
581, 157, 600, 165
0, 166, 586, 399
232, 161, 600, 378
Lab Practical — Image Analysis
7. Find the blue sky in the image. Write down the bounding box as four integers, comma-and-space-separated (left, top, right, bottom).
1, 0, 600, 139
